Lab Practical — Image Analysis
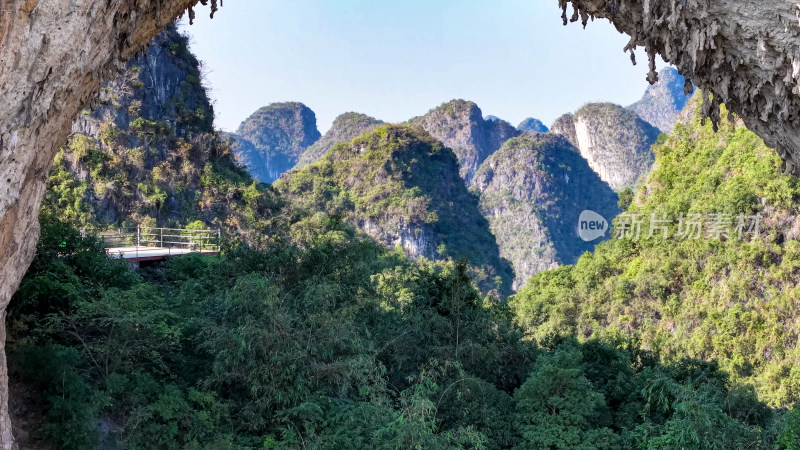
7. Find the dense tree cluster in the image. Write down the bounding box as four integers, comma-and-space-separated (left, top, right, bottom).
512, 97, 800, 409
11, 214, 798, 449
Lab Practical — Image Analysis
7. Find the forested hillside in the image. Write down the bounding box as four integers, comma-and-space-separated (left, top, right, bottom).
471, 133, 619, 289
512, 96, 800, 407
15, 212, 799, 448
276, 124, 514, 296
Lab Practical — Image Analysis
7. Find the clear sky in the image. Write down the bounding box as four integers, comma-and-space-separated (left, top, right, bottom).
180, 0, 665, 133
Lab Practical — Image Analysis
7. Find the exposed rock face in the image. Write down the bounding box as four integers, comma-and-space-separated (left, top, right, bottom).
408, 100, 520, 183
560, 0, 800, 174
629, 67, 692, 134
549, 113, 579, 148
276, 125, 514, 295
517, 118, 549, 133
231, 102, 321, 183
471, 133, 619, 289
552, 103, 659, 190
295, 112, 384, 170
0, 1, 210, 446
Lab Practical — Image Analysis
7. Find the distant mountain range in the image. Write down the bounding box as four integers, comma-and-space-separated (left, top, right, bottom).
228, 102, 321, 183
54, 26, 691, 289
186, 69, 691, 287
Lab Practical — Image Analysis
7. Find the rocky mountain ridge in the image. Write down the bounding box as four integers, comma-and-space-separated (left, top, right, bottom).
628, 67, 693, 134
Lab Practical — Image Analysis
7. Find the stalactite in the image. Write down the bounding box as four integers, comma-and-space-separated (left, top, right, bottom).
560, 0, 800, 175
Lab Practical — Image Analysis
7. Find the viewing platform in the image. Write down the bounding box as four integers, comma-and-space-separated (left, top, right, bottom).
99, 226, 220, 266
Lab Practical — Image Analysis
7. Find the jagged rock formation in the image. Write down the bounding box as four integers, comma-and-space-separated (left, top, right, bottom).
517, 118, 549, 133
471, 133, 619, 289
294, 112, 384, 170
485, 115, 503, 122
276, 124, 514, 294
560, 0, 800, 174
230, 102, 321, 183
551, 103, 659, 190
549, 113, 580, 148
629, 67, 692, 133
408, 100, 520, 183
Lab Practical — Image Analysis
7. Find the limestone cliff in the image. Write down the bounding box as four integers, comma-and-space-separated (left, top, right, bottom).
0, 2, 215, 446
231, 102, 321, 183
471, 133, 619, 289
551, 103, 659, 190
276, 125, 514, 295
408, 100, 520, 183
629, 67, 693, 134
295, 112, 384, 170
44, 25, 276, 241
549, 113, 579, 148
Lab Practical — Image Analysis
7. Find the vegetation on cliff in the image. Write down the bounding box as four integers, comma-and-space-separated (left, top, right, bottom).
231, 102, 322, 183
42, 25, 277, 241
294, 112, 384, 170
562, 102, 660, 191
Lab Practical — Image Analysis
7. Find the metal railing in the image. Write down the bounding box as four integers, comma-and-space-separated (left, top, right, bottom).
98, 226, 221, 257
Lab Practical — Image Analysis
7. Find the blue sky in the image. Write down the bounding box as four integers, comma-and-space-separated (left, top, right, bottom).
181, 0, 665, 133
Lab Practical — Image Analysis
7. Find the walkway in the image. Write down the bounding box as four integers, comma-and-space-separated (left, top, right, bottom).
100, 226, 221, 264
